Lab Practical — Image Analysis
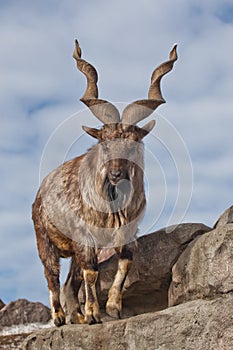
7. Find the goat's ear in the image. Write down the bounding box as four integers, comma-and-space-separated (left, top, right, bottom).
82, 126, 101, 139
140, 120, 156, 138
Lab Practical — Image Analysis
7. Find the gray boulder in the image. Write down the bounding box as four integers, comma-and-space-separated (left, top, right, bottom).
73, 223, 211, 319
0, 299, 51, 327
213, 205, 233, 228
23, 294, 233, 350
22, 207, 233, 349
169, 222, 233, 306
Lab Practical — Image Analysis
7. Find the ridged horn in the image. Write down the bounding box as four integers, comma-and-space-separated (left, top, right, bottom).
121, 44, 178, 125
73, 39, 120, 124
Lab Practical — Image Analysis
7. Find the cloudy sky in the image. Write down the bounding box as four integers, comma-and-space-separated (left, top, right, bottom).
0, 0, 233, 306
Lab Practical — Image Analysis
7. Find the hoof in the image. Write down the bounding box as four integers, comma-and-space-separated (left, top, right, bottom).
54, 310, 66, 327
67, 311, 85, 325
77, 312, 85, 324
106, 303, 121, 319
84, 314, 102, 325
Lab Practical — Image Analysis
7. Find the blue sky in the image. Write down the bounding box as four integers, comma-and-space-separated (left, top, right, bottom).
0, 0, 233, 306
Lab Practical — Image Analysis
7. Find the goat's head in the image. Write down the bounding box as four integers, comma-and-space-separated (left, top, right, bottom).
83, 122, 153, 187
73, 39, 177, 192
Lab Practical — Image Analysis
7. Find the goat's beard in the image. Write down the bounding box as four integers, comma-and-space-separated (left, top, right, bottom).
102, 173, 133, 213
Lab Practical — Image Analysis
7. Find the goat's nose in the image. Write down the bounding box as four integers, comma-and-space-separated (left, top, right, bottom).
110, 169, 121, 179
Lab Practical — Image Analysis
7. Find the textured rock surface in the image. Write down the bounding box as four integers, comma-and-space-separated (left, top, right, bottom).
169, 223, 233, 306
0, 333, 30, 350
213, 205, 233, 228
0, 299, 51, 327
95, 223, 211, 316
23, 293, 233, 350
0, 299, 5, 310
15, 208, 233, 349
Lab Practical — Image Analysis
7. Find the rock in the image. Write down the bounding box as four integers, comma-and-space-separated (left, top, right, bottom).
22, 211, 233, 349
0, 299, 5, 310
76, 223, 211, 318
22, 293, 233, 350
0, 299, 51, 327
213, 205, 233, 229
22, 208, 233, 349
0, 334, 30, 350
169, 223, 233, 306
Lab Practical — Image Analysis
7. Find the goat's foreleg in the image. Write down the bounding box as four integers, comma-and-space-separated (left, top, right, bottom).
106, 245, 133, 319
73, 241, 101, 324
83, 268, 101, 324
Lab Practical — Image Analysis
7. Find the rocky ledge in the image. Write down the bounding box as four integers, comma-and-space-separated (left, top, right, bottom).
23, 294, 233, 350
20, 205, 233, 349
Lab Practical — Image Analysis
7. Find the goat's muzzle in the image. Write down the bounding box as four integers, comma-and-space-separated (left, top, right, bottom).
107, 159, 128, 185
108, 168, 125, 185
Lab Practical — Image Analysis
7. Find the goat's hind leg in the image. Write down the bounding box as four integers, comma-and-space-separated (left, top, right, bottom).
42, 258, 66, 326
60, 257, 84, 324
35, 225, 65, 326
44, 257, 65, 327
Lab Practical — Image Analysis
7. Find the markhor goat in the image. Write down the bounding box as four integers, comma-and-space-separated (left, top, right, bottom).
32, 39, 177, 326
